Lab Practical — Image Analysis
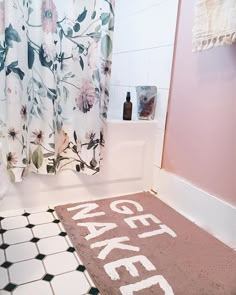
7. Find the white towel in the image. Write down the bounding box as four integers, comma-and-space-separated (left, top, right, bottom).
192, 0, 236, 52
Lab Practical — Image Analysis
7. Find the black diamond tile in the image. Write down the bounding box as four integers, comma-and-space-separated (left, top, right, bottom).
42, 274, 54, 282
0, 243, 9, 250
59, 232, 67, 237
77, 265, 86, 272
47, 209, 54, 213
0, 229, 6, 234
53, 219, 60, 224
1, 261, 12, 269
4, 283, 17, 292
0, 216, 4, 221
67, 247, 75, 253
88, 287, 100, 295
35, 254, 46, 260
26, 224, 35, 229
30, 238, 39, 243
22, 212, 30, 217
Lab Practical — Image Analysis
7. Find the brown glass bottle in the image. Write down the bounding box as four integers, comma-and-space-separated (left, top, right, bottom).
123, 92, 132, 120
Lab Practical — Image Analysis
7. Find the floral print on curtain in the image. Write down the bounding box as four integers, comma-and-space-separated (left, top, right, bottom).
0, 0, 115, 182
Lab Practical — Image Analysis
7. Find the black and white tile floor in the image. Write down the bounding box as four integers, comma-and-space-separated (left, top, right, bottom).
0, 206, 100, 295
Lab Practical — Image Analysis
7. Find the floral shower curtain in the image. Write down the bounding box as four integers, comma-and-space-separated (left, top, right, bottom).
0, 0, 115, 182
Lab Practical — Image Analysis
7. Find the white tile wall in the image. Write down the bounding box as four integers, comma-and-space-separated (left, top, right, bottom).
109, 0, 179, 176
111, 50, 149, 86
115, 0, 163, 22
113, 0, 178, 54
147, 46, 175, 89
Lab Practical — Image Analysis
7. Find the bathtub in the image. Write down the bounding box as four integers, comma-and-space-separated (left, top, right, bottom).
0, 119, 157, 211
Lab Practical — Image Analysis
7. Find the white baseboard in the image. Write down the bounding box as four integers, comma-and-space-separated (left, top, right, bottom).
153, 167, 236, 250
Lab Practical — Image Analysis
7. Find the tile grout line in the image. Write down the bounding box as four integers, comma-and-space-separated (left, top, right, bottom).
112, 43, 174, 55
1, 218, 11, 293
1, 208, 58, 294
115, 0, 164, 20
48, 208, 97, 293
54, 208, 99, 294
37, 206, 55, 295
24, 208, 54, 295
1, 207, 99, 295
56, 210, 95, 290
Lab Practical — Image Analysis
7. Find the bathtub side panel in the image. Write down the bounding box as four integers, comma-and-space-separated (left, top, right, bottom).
0, 121, 157, 211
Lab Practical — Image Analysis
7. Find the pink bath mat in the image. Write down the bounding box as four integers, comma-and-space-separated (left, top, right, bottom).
55, 192, 236, 295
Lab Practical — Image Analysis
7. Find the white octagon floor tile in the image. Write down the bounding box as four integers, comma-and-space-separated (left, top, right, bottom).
0, 268, 9, 289
32, 223, 60, 239
0, 248, 5, 264
1, 216, 28, 230
0, 209, 25, 218
3, 228, 33, 245
13, 280, 53, 295
24, 206, 49, 214
37, 236, 68, 255
28, 212, 54, 225
6, 242, 38, 263
44, 252, 78, 275
0, 234, 2, 244
9, 259, 45, 285
51, 271, 91, 295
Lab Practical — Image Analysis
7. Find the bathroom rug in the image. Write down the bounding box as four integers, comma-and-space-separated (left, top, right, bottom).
55, 192, 236, 295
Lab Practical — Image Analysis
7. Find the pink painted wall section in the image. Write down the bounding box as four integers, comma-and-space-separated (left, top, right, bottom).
162, 0, 236, 206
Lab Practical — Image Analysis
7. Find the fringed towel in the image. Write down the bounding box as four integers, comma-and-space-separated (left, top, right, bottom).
192, 0, 236, 52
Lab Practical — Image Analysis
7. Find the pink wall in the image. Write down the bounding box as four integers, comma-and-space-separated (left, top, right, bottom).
162, 0, 236, 206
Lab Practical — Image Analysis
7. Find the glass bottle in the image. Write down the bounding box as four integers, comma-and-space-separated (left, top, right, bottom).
123, 92, 132, 120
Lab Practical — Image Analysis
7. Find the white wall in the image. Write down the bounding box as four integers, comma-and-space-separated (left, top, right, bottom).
108, 0, 179, 172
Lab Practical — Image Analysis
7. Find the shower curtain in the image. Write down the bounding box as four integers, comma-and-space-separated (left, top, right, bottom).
0, 0, 115, 182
